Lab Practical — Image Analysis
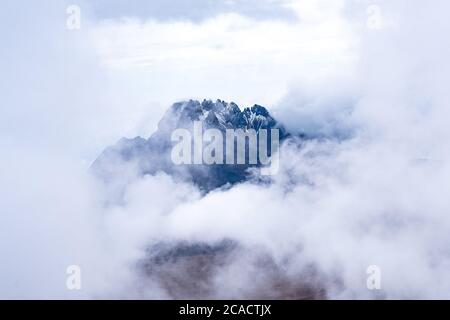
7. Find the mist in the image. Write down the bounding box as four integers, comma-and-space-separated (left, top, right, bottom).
1, 0, 450, 299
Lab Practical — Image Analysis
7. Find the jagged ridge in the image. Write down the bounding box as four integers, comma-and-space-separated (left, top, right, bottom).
92, 99, 289, 192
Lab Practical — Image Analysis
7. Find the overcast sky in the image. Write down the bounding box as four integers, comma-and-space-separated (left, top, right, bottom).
1, 0, 364, 158
89, 0, 298, 21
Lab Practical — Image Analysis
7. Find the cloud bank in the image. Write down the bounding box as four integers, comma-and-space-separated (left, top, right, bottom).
2, 0, 450, 299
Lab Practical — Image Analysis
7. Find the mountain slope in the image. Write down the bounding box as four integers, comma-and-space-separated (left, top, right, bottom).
92, 99, 289, 192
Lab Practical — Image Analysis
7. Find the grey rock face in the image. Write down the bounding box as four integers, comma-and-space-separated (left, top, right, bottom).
92, 99, 289, 192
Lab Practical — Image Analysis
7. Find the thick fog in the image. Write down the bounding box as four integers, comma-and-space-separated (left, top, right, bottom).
1, 0, 450, 299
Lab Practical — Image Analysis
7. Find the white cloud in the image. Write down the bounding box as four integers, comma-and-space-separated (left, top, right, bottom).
90, 2, 358, 108
2, 0, 450, 299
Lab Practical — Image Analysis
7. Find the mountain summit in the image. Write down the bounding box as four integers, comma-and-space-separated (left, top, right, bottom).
92, 99, 288, 192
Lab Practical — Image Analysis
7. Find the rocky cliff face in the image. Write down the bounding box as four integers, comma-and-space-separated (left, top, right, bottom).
92, 99, 289, 192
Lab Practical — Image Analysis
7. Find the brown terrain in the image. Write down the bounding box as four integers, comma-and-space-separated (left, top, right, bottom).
140, 241, 326, 299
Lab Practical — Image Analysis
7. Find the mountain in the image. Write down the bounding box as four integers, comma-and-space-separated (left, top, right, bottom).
91, 99, 289, 192
90, 100, 317, 299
